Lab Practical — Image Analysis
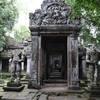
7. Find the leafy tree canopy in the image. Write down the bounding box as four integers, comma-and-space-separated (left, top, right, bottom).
66, 0, 100, 46
0, 0, 18, 52
14, 25, 30, 40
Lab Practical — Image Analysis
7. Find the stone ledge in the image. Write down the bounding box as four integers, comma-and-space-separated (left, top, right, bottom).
40, 86, 85, 96
3, 85, 25, 92
30, 25, 81, 34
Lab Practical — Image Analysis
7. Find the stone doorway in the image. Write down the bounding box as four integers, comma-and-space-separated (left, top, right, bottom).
42, 36, 67, 84
29, 0, 80, 89
47, 54, 63, 79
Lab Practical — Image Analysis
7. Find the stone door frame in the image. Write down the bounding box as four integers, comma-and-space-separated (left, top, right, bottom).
30, 25, 80, 89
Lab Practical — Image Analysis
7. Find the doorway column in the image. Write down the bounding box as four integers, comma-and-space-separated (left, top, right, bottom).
25, 44, 32, 76
31, 35, 39, 84
67, 34, 79, 89
38, 36, 42, 85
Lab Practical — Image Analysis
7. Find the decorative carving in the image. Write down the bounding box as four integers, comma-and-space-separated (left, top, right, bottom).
29, 0, 80, 26
29, 10, 42, 25
41, 3, 71, 25
9, 52, 23, 81
86, 45, 98, 85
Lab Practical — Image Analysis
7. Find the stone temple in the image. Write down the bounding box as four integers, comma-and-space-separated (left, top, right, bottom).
29, 0, 81, 89
0, 0, 100, 92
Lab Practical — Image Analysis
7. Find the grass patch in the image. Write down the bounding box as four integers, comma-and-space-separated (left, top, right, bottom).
0, 72, 11, 79
0, 72, 27, 86
0, 72, 11, 87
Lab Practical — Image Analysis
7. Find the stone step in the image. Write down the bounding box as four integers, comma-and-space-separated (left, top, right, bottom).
48, 95, 87, 100
0, 88, 39, 100
48, 96, 67, 100
40, 87, 85, 95
49, 74, 61, 76
49, 74, 61, 77
38, 94, 48, 100
50, 72, 61, 74
20, 81, 28, 84
49, 76, 62, 79
89, 86, 100, 97
21, 79, 29, 81
20, 79, 29, 84
43, 83, 67, 87
50, 73, 61, 75
43, 79, 67, 83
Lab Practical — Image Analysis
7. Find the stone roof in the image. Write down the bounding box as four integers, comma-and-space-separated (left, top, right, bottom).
0, 36, 32, 58
6, 36, 23, 49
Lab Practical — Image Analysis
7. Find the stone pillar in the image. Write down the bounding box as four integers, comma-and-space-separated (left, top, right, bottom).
95, 52, 100, 86
26, 55, 31, 75
96, 58, 100, 85
30, 36, 39, 84
21, 54, 24, 71
0, 60, 2, 72
82, 56, 87, 79
21, 62, 24, 71
67, 34, 79, 89
38, 36, 42, 85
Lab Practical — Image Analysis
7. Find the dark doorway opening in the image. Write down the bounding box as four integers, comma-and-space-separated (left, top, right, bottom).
42, 36, 67, 83
2, 59, 9, 72
24, 57, 27, 72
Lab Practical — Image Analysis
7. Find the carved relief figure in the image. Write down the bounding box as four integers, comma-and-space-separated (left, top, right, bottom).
9, 52, 23, 81
86, 45, 97, 85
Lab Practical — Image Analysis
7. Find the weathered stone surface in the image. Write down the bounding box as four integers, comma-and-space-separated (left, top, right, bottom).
0, 36, 32, 59
0, 88, 39, 100
86, 45, 98, 85
67, 35, 79, 88
48, 95, 87, 100
0, 36, 32, 73
78, 46, 87, 80
29, 0, 81, 90
29, 0, 80, 89
29, 0, 80, 26
38, 94, 48, 100
40, 85, 84, 95
30, 36, 39, 85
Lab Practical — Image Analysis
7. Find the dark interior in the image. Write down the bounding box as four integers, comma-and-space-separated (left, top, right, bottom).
42, 36, 67, 83
2, 59, 9, 72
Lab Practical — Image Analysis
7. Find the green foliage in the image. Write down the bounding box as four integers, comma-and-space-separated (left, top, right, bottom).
0, 0, 18, 52
14, 25, 30, 40
66, 0, 100, 45
0, 72, 10, 79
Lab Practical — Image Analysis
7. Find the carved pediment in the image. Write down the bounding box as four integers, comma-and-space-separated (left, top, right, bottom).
29, 0, 80, 26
